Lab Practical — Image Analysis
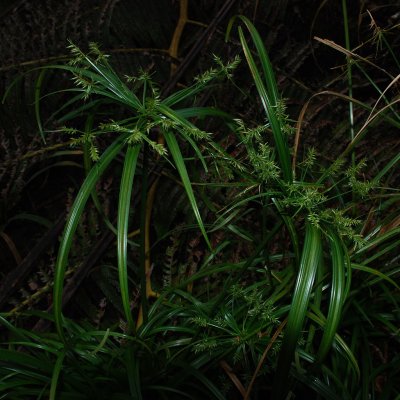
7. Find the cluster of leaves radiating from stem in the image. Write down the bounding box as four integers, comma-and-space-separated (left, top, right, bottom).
345, 158, 377, 198
234, 101, 379, 247
235, 118, 280, 182
63, 43, 243, 163
195, 54, 241, 84
190, 285, 280, 365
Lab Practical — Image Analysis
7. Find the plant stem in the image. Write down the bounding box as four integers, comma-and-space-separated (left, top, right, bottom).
342, 0, 355, 166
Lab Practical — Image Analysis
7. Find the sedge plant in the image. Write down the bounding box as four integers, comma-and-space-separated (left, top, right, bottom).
1, 12, 400, 400
41, 42, 242, 341
223, 15, 400, 399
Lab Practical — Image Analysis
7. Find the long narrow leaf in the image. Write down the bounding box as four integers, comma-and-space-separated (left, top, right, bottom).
374, 151, 400, 182
43, 64, 143, 110
272, 197, 300, 265
316, 229, 346, 362
351, 263, 400, 289
49, 351, 66, 400
227, 17, 292, 182
175, 107, 233, 120
157, 103, 209, 172
273, 221, 322, 400
34, 69, 47, 143
228, 16, 280, 103
117, 144, 141, 333
53, 135, 127, 342
126, 347, 142, 400
307, 310, 361, 381
354, 227, 400, 255
163, 130, 211, 249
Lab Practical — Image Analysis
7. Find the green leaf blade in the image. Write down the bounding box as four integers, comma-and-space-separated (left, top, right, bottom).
273, 221, 322, 400
117, 144, 141, 334
53, 135, 127, 342
316, 229, 346, 362
163, 130, 211, 250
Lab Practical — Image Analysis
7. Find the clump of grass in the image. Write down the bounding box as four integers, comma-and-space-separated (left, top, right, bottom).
2, 10, 400, 400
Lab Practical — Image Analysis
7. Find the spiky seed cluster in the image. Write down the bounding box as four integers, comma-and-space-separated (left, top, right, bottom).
282, 183, 327, 211
234, 119, 280, 182
235, 118, 269, 144
194, 55, 241, 85
345, 159, 377, 198
300, 147, 317, 169
99, 122, 167, 156
249, 143, 280, 182
64, 127, 100, 161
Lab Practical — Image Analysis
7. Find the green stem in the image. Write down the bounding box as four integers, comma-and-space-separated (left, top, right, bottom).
139, 144, 149, 324
342, 0, 355, 165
